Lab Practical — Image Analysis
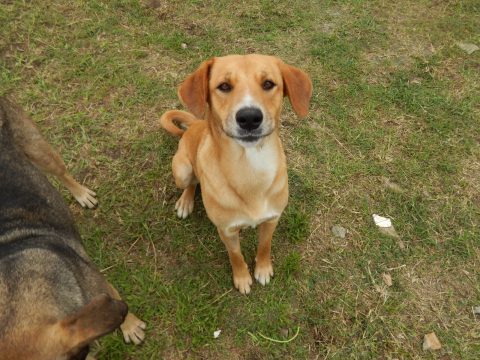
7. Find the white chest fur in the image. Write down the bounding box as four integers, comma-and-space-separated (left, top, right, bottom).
245, 142, 278, 171
225, 141, 282, 232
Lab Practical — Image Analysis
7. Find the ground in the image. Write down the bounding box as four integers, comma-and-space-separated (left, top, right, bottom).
1, 0, 479, 359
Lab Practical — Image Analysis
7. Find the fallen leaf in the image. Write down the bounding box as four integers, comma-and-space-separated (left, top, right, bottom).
383, 178, 405, 193
382, 273, 393, 286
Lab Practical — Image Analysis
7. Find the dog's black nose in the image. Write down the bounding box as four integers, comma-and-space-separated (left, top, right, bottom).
236, 108, 263, 131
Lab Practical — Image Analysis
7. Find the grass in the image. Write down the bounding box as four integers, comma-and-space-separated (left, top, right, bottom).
1, 0, 480, 358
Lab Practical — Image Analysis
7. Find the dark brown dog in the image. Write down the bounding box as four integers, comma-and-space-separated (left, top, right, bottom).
0, 97, 145, 360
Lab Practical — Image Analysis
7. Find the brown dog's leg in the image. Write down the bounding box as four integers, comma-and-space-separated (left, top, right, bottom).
1, 97, 97, 208
172, 147, 198, 218
175, 184, 197, 219
218, 228, 253, 295
33, 157, 97, 209
105, 282, 146, 345
254, 220, 278, 286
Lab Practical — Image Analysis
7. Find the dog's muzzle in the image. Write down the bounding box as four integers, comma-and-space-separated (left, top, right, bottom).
233, 107, 266, 143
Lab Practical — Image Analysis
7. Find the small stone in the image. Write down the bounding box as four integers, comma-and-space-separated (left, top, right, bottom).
181, 43, 188, 49
331, 226, 346, 238
423, 332, 441, 351
382, 273, 393, 286
457, 42, 479, 55
473, 306, 480, 314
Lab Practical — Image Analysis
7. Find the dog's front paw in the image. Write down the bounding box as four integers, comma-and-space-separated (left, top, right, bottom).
72, 186, 98, 209
175, 193, 194, 219
254, 262, 273, 286
120, 313, 146, 345
233, 270, 253, 295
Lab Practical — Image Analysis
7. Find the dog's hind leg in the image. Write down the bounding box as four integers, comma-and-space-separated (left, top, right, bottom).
172, 146, 198, 219
105, 282, 146, 345
1, 97, 97, 208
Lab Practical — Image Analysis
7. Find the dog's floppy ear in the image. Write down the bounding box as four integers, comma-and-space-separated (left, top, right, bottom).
178, 58, 214, 119
52, 294, 128, 357
278, 60, 312, 118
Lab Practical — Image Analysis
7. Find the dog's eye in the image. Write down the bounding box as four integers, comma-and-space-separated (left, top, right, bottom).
262, 81, 275, 90
218, 83, 231, 92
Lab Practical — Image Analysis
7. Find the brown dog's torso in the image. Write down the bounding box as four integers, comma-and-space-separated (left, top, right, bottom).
180, 115, 288, 231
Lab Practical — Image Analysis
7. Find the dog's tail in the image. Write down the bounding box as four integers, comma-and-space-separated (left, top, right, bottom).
160, 110, 199, 137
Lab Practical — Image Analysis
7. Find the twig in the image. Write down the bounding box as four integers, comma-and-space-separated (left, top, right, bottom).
212, 288, 233, 304
323, 128, 356, 159
386, 264, 406, 271
100, 264, 117, 273
123, 236, 142, 258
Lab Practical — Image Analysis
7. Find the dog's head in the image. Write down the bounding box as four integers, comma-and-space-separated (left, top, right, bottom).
178, 54, 312, 147
1, 294, 127, 360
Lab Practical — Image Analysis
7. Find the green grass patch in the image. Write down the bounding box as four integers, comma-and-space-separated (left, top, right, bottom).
1, 0, 479, 358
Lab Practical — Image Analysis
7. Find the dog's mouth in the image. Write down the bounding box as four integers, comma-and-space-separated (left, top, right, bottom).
223, 129, 273, 143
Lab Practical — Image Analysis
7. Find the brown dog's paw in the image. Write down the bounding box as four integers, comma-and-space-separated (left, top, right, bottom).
120, 313, 146, 345
254, 262, 274, 286
233, 271, 253, 295
175, 192, 194, 219
72, 186, 98, 209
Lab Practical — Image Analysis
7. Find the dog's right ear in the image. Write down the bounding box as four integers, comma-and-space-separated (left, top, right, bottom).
52, 294, 128, 357
178, 58, 214, 119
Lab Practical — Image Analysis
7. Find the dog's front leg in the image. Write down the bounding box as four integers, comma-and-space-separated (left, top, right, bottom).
218, 227, 253, 295
105, 282, 146, 345
254, 220, 277, 286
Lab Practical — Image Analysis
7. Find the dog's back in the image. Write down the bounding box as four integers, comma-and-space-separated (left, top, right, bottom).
0, 102, 127, 359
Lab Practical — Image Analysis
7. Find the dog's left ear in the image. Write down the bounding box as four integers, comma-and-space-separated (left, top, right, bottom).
278, 61, 313, 118
52, 294, 128, 357
178, 58, 214, 119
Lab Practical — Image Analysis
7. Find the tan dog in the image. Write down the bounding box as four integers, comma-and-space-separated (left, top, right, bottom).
160, 55, 312, 294
0, 96, 97, 208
